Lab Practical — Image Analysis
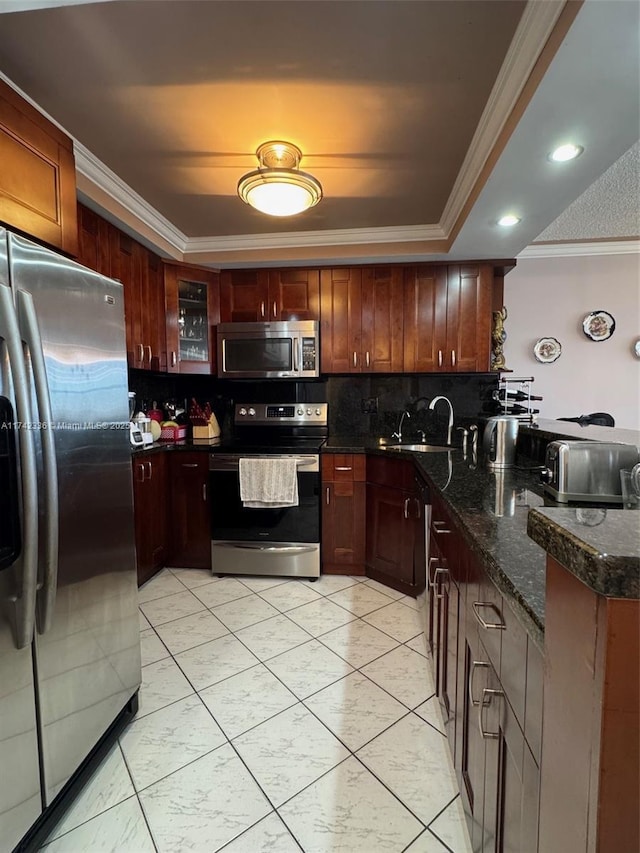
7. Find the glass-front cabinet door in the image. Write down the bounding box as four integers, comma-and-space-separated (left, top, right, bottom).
164, 262, 220, 374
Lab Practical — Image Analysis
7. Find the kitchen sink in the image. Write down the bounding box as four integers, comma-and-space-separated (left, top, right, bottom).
381, 443, 454, 453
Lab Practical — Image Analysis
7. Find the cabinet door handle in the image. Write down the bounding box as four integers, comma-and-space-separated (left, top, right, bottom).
145, 345, 152, 364
146, 461, 152, 481
404, 497, 410, 519
326, 486, 330, 505
202, 483, 207, 501
335, 466, 352, 471
428, 557, 439, 588
433, 520, 451, 534
451, 349, 456, 368
468, 660, 490, 707
365, 351, 370, 368
472, 601, 505, 630
353, 351, 357, 368
433, 565, 449, 599
182, 463, 198, 468
438, 349, 443, 368
138, 344, 144, 364
137, 463, 146, 483
171, 351, 177, 367
260, 301, 265, 318
479, 687, 503, 739
273, 301, 277, 318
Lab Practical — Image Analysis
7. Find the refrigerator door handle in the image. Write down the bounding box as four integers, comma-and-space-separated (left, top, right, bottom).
0, 285, 38, 648
17, 288, 59, 634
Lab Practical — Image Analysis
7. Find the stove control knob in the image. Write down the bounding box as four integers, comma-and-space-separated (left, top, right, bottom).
248, 407, 256, 417
306, 408, 312, 415
238, 407, 247, 417
315, 408, 321, 416
297, 407, 304, 416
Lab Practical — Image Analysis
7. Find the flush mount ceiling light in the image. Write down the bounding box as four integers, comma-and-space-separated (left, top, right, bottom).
237, 141, 322, 217
549, 143, 584, 162
498, 214, 521, 227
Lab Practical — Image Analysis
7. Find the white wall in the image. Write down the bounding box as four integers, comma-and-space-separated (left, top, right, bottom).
503, 252, 640, 430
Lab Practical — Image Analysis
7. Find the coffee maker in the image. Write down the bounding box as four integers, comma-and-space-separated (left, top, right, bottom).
129, 392, 144, 448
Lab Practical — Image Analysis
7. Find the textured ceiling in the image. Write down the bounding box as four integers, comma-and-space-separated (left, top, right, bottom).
535, 141, 640, 242
0, 0, 638, 266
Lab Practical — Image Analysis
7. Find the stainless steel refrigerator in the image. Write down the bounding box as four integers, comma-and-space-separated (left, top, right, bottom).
0, 228, 141, 851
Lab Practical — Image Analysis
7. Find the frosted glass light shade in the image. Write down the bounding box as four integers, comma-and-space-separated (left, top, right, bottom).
237, 141, 322, 216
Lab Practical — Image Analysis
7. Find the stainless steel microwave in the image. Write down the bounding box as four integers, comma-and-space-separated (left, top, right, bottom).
216, 320, 320, 379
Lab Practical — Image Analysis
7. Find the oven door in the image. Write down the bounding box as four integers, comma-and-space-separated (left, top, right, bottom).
209, 454, 321, 578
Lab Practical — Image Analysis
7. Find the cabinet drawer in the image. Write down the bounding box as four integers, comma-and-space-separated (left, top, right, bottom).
321, 453, 365, 482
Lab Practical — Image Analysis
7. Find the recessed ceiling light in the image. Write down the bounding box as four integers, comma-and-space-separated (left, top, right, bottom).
549, 143, 584, 162
498, 214, 521, 227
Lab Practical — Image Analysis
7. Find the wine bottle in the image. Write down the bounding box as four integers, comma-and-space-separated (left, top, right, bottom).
503, 403, 540, 415
497, 389, 543, 402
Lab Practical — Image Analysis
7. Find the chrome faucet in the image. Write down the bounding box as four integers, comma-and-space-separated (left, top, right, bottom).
391, 409, 411, 442
428, 396, 455, 445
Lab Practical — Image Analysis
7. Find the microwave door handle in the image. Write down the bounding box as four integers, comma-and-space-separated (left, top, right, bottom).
293, 337, 299, 372
17, 288, 59, 634
0, 285, 38, 649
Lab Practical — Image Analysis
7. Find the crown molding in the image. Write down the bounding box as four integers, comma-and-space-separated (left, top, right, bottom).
439, 0, 566, 235
183, 223, 445, 256
519, 240, 640, 258
74, 142, 188, 254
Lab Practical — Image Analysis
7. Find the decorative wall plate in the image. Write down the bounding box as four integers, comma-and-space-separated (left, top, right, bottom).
533, 337, 562, 363
583, 310, 615, 341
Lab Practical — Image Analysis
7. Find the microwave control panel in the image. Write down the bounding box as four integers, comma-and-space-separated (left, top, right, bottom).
301, 337, 317, 372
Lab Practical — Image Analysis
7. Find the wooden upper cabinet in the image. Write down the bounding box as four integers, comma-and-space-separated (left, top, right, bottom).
403, 265, 446, 372
165, 262, 220, 374
220, 268, 319, 322
268, 268, 319, 321
320, 267, 362, 373
320, 266, 403, 373
76, 204, 113, 276
444, 264, 493, 372
220, 269, 269, 322
361, 266, 404, 372
0, 79, 77, 256
403, 263, 494, 373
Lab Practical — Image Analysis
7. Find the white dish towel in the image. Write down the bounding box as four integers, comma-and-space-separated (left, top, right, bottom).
239, 458, 299, 508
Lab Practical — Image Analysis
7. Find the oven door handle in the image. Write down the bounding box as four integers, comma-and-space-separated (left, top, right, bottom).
212, 542, 318, 554
210, 455, 318, 471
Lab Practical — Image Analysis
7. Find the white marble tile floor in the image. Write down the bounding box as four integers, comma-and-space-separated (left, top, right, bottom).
41, 569, 472, 853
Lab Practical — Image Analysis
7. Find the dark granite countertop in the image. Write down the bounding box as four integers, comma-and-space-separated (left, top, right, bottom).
324, 434, 549, 648
527, 508, 640, 598
520, 418, 640, 447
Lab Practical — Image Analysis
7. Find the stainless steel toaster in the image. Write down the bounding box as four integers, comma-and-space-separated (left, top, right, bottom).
541, 440, 640, 503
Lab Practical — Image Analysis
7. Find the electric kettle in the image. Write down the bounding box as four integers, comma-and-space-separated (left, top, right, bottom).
483, 416, 519, 468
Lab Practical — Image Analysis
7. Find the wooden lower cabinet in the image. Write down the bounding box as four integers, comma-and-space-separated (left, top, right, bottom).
365, 456, 423, 595
132, 451, 168, 586
321, 454, 366, 575
426, 491, 541, 853
168, 452, 211, 569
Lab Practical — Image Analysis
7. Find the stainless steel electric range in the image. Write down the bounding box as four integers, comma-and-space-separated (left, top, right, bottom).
209, 402, 328, 579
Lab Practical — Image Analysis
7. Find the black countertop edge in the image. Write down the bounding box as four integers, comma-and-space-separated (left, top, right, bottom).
132, 440, 219, 455
527, 508, 640, 599
324, 435, 547, 650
